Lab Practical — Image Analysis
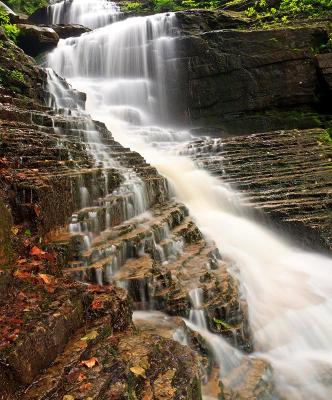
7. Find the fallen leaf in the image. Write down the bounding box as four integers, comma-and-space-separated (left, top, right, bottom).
30, 246, 46, 256
13, 270, 32, 281
11, 227, 19, 236
91, 299, 103, 310
77, 372, 86, 382
130, 366, 146, 378
80, 357, 99, 368
16, 258, 27, 265
79, 382, 92, 392
38, 273, 56, 285
0, 269, 5, 275
34, 205, 41, 217
62, 396, 75, 400
80, 330, 99, 341
16, 172, 26, 179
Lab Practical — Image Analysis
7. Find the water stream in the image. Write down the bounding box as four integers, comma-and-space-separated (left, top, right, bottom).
46, 6, 332, 400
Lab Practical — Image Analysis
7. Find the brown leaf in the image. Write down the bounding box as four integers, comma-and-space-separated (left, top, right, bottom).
130, 366, 146, 378
13, 270, 32, 281
80, 357, 99, 368
77, 372, 86, 382
79, 382, 92, 392
11, 227, 19, 236
16, 172, 26, 179
34, 205, 41, 217
38, 273, 56, 285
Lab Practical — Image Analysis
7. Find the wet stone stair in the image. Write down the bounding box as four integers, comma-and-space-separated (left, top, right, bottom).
184, 129, 332, 252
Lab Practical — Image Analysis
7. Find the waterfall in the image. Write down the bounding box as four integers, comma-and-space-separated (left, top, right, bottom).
48, 13, 177, 126
46, 7, 332, 400
47, 0, 120, 29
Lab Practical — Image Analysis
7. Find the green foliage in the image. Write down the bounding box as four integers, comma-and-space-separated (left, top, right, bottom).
0, 9, 19, 42
10, 69, 25, 82
122, 1, 143, 12
318, 129, 332, 145
3, 0, 47, 15
213, 317, 232, 330
152, 0, 221, 11
245, 0, 332, 22
153, 0, 177, 12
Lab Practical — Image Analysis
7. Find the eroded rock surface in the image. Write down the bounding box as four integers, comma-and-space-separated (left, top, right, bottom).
0, 27, 252, 400
185, 128, 332, 252
168, 14, 331, 134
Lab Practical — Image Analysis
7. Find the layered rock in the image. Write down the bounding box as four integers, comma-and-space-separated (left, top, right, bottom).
167, 13, 332, 134
0, 25, 254, 400
185, 128, 332, 252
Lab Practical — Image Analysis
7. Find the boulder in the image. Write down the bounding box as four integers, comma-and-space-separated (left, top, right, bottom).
47, 23, 91, 39
18, 24, 59, 57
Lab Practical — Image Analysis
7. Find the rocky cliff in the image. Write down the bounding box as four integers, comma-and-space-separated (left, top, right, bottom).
0, 19, 269, 400
169, 12, 332, 134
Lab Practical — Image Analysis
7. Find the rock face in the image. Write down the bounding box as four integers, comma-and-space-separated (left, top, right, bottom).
185, 128, 332, 252
18, 24, 59, 57
0, 25, 254, 400
167, 13, 332, 134
316, 52, 332, 91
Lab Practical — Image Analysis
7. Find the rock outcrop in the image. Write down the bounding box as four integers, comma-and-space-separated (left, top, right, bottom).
185, 128, 332, 252
0, 22, 255, 400
17, 24, 59, 57
167, 12, 332, 134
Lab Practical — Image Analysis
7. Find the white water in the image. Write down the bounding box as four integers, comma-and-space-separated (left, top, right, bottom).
0, 1, 15, 14
47, 0, 120, 29
47, 9, 332, 400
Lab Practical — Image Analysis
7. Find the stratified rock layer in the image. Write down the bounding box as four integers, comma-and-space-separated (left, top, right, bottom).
168, 14, 332, 134
185, 128, 332, 251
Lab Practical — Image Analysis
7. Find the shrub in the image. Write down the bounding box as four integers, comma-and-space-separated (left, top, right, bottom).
245, 0, 332, 21
0, 8, 20, 42
122, 1, 143, 12
3, 0, 48, 15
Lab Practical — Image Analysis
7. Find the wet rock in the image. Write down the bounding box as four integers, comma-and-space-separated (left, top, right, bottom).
185, 129, 332, 252
18, 24, 59, 57
316, 52, 332, 91
175, 9, 250, 34
168, 14, 330, 134
221, 358, 277, 400
41, 23, 91, 39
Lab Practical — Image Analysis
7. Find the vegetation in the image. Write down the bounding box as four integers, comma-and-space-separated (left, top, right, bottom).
245, 0, 332, 23
318, 128, 332, 145
3, 0, 47, 15
122, 1, 143, 12
150, 0, 224, 12
0, 8, 19, 42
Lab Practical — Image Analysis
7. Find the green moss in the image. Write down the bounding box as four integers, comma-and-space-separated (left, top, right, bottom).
318, 129, 332, 145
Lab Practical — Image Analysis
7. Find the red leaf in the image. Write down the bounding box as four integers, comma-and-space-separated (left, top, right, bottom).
30, 246, 46, 257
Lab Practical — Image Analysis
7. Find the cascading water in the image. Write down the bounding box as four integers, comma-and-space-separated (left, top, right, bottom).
47, 7, 332, 400
47, 0, 120, 29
